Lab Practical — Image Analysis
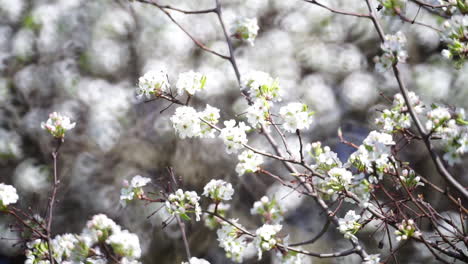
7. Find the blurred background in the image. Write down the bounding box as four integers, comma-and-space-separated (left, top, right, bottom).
0, 0, 467, 263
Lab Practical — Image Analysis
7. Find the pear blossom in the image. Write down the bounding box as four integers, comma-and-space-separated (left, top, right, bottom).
279, 102, 314, 133
219, 120, 250, 154
374, 31, 408, 72
171, 106, 202, 139
165, 189, 202, 221
323, 167, 353, 194
41, 112, 76, 138
199, 105, 220, 138
376, 92, 424, 132
232, 17, 259, 46
176, 70, 207, 96
363, 254, 381, 264
137, 69, 170, 99
440, 15, 468, 65
202, 179, 234, 201
216, 219, 248, 263
204, 203, 230, 230
235, 150, 263, 176
244, 71, 281, 102
182, 257, 211, 264
426, 105, 452, 132
0, 183, 18, 208
348, 131, 395, 176
250, 196, 284, 224
245, 99, 271, 128
254, 224, 282, 259
399, 169, 424, 189
52, 234, 79, 262
306, 142, 342, 173
106, 229, 141, 259
337, 210, 361, 242
81, 214, 121, 244
275, 251, 304, 264
120, 175, 151, 206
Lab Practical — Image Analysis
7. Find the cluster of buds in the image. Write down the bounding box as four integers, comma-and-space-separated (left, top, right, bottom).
250, 196, 284, 224
399, 169, 424, 189
395, 219, 422, 241
374, 31, 408, 72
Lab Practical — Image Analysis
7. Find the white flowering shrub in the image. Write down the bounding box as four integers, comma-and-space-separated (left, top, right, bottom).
2, 0, 468, 264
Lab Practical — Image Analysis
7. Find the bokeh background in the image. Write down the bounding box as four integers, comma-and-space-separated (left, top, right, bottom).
0, 0, 467, 263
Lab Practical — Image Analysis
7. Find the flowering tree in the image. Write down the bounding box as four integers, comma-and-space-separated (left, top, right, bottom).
1, 0, 468, 264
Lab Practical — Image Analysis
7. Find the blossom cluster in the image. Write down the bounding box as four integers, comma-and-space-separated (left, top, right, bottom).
137, 69, 206, 99
0, 183, 18, 209
136, 69, 170, 99
171, 105, 220, 139
323, 167, 354, 195
441, 15, 468, 65
219, 120, 250, 154
232, 17, 259, 46
182, 257, 211, 264
348, 131, 395, 177
203, 179, 234, 202
203, 203, 230, 230
165, 189, 202, 221
279, 103, 314, 133
374, 31, 408, 72
235, 150, 263, 176
250, 196, 284, 224
399, 169, 424, 189
337, 210, 361, 242
375, 92, 424, 132
41, 112, 76, 139
425, 106, 468, 165
120, 175, 151, 206
306, 142, 342, 173
216, 220, 249, 263
394, 219, 422, 241
26, 214, 142, 263
254, 224, 282, 259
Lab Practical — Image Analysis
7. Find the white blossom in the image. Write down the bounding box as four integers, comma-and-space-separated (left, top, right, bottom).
426, 106, 452, 132
41, 112, 76, 138
245, 99, 271, 128
323, 167, 353, 194
349, 131, 395, 176
182, 257, 211, 264
250, 196, 284, 224
338, 210, 361, 242
165, 189, 202, 221
363, 254, 381, 264
81, 214, 121, 244
120, 175, 151, 206
216, 219, 248, 263
279, 102, 314, 133
243, 71, 281, 102
176, 71, 207, 96
254, 224, 282, 260
171, 106, 201, 139
219, 120, 250, 154
235, 150, 263, 176
137, 69, 170, 99
203, 179, 234, 201
0, 183, 18, 208
106, 229, 141, 259
375, 31, 408, 72
376, 92, 424, 132
232, 17, 259, 46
